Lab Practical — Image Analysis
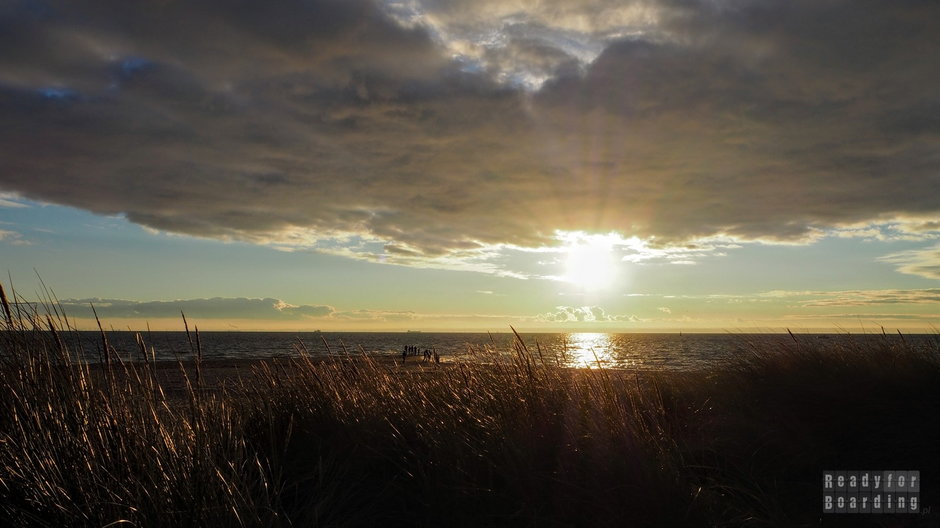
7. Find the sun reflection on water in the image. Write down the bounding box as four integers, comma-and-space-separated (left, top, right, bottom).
563, 333, 614, 368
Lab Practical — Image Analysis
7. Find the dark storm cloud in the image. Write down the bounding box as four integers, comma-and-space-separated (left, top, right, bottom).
1, 0, 939, 265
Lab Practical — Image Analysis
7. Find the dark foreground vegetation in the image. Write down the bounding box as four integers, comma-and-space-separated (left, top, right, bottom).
1, 284, 939, 527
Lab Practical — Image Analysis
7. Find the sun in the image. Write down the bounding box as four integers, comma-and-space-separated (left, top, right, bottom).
561, 234, 619, 291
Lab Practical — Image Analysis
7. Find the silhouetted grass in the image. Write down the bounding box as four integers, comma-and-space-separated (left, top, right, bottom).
1, 282, 938, 527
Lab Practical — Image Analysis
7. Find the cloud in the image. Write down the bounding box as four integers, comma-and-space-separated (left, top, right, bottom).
900, 221, 940, 234
41, 295, 526, 329
54, 297, 456, 325
784, 313, 940, 322
0, 228, 30, 245
1, 0, 939, 274
330, 308, 418, 322
878, 246, 940, 280
757, 288, 940, 307
827, 219, 940, 242
537, 305, 637, 323
58, 297, 334, 320
386, 0, 657, 88
0, 192, 28, 208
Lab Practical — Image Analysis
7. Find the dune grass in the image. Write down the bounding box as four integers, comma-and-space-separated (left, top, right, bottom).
1, 282, 938, 527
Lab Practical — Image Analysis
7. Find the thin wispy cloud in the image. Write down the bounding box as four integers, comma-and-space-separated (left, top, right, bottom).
784, 313, 940, 322
0, 229, 29, 245
879, 247, 940, 280
58, 297, 335, 320
50, 296, 539, 329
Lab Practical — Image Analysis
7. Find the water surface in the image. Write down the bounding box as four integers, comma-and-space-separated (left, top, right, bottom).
58, 331, 940, 371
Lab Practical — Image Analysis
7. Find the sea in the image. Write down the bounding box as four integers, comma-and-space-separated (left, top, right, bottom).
54, 331, 940, 371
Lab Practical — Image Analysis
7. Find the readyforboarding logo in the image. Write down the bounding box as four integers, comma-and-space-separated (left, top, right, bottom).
823, 470, 920, 513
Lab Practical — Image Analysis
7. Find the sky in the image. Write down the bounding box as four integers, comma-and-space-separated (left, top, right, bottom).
1, 0, 939, 332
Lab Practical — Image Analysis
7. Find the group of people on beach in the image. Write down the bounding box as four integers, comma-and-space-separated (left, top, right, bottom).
402, 345, 440, 364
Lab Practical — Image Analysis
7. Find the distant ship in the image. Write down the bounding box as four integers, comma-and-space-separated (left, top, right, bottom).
406, 330, 422, 333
